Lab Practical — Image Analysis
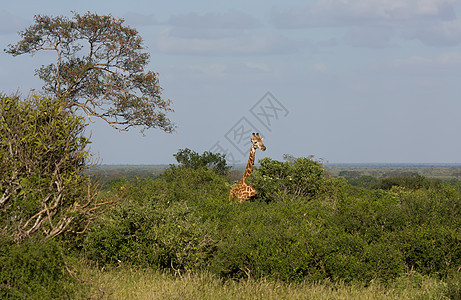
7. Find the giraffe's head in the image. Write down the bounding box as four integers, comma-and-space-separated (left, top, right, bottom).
251, 133, 266, 151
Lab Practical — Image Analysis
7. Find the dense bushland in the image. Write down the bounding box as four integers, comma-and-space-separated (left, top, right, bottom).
0, 95, 104, 298
83, 155, 461, 289
0, 236, 84, 299
2, 111, 460, 297
248, 156, 326, 202
0, 95, 99, 240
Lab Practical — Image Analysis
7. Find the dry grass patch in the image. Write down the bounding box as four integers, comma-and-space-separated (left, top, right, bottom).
80, 266, 448, 300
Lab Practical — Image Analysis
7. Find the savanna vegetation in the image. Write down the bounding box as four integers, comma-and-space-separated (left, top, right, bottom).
3, 125, 460, 298
78, 155, 460, 296
1, 11, 460, 300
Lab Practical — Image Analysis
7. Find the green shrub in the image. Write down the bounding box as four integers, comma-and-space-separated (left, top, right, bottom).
346, 175, 379, 189
159, 166, 229, 203
85, 195, 219, 270
372, 175, 441, 190
393, 225, 460, 277
333, 185, 461, 279
172, 148, 230, 176
250, 156, 326, 202
209, 201, 321, 282
0, 237, 82, 299
84, 168, 226, 270
333, 188, 403, 241
0, 95, 98, 240
210, 197, 405, 283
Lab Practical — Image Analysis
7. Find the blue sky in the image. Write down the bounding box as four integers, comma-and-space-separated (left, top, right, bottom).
1, 0, 461, 164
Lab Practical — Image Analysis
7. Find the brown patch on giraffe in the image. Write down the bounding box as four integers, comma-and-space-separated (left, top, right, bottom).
229, 182, 257, 203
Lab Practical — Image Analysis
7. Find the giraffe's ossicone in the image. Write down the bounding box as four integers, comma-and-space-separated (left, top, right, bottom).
229, 133, 266, 203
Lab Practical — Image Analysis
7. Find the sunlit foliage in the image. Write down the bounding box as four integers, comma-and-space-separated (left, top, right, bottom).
0, 95, 105, 240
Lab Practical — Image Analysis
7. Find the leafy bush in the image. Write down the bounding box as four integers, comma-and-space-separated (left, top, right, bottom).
172, 148, 230, 176
84, 167, 227, 270
0, 95, 100, 240
345, 175, 379, 189
157, 166, 230, 208
209, 201, 320, 282
0, 237, 82, 299
372, 175, 441, 190
250, 156, 326, 202
85, 197, 219, 270
210, 195, 405, 283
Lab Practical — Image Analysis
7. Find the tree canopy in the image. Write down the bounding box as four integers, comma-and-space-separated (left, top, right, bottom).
5, 12, 175, 133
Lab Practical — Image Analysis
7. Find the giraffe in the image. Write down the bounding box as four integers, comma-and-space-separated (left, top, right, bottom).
229, 132, 266, 203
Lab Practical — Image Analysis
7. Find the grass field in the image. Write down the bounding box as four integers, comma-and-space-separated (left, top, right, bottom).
81, 265, 452, 300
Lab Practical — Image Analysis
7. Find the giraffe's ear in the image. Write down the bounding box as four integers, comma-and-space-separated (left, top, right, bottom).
261, 137, 264, 141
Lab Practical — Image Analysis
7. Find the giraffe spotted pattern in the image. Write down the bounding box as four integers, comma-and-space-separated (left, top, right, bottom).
229, 133, 266, 203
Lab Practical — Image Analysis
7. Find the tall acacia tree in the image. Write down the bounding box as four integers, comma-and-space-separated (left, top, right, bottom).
6, 12, 175, 133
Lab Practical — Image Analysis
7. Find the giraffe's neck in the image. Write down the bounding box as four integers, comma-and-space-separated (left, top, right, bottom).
240, 147, 256, 183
